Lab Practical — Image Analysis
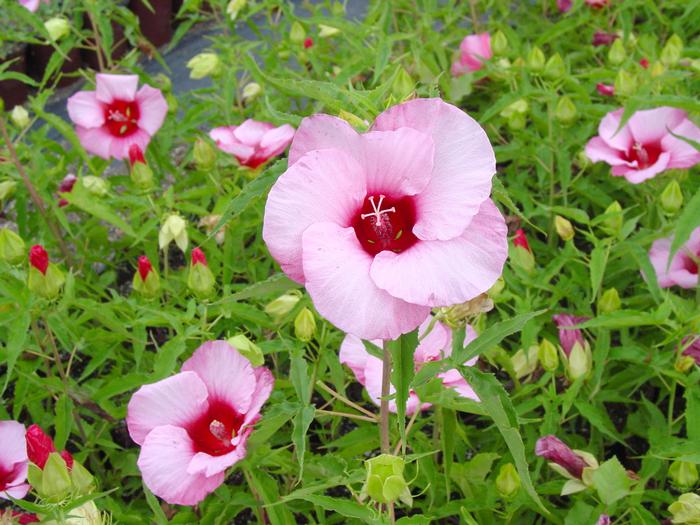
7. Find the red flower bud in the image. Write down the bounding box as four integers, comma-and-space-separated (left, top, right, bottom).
513, 229, 530, 252
639, 58, 649, 69
595, 83, 615, 96
191, 247, 207, 266
58, 174, 77, 208
535, 435, 588, 479
303, 37, 314, 49
138, 255, 153, 281
128, 144, 146, 166
556, 0, 572, 12
13, 512, 40, 524
29, 245, 49, 275
25, 424, 73, 470
592, 31, 617, 47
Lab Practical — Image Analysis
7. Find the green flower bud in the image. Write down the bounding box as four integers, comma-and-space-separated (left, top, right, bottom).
660, 180, 683, 215
264, 290, 302, 321
669, 492, 700, 524
650, 61, 666, 77
496, 463, 521, 499
669, 461, 699, 490
362, 454, 412, 506
555, 96, 577, 125
159, 214, 188, 252
70, 460, 95, 496
10, 105, 30, 128
0, 180, 17, 201
511, 346, 539, 379
226, 0, 246, 20
131, 161, 154, 190
554, 215, 575, 240
661, 34, 683, 66
527, 47, 546, 72
193, 138, 217, 170
82, 176, 109, 197
242, 82, 262, 102
511, 244, 535, 273
187, 259, 215, 299
0, 228, 25, 265
227, 334, 264, 367
676, 355, 696, 374
290, 21, 306, 43
614, 69, 635, 97
601, 201, 623, 236
543, 53, 565, 79
166, 93, 178, 114
319, 24, 340, 38
392, 67, 414, 102
187, 52, 222, 79
608, 39, 627, 65
41, 452, 72, 501
132, 265, 160, 299
598, 288, 621, 314
492, 31, 508, 55
501, 99, 529, 130
538, 339, 559, 372
28, 264, 65, 299
294, 307, 317, 342
44, 17, 71, 41
566, 342, 591, 381
576, 150, 590, 169
153, 74, 172, 92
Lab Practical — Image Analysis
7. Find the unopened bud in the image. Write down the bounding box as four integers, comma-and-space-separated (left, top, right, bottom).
555, 96, 577, 125
82, 175, 109, 196
10, 105, 30, 128
193, 138, 217, 170
669, 493, 700, 524
27, 246, 64, 299
496, 463, 521, 499
538, 339, 559, 372
501, 99, 529, 130
492, 31, 508, 55
187, 248, 215, 299
597, 288, 621, 313
264, 290, 302, 321
511, 346, 539, 379
669, 461, 698, 490
0, 180, 17, 201
527, 47, 546, 72
555, 215, 575, 240
392, 67, 414, 102
544, 53, 565, 79
362, 454, 412, 506
153, 74, 172, 92
660, 180, 683, 214
44, 17, 71, 41
676, 355, 696, 374
0, 228, 25, 265
294, 307, 317, 342
242, 82, 262, 102
607, 39, 626, 65
159, 214, 188, 252
290, 21, 306, 44
319, 24, 340, 38
226, 0, 246, 20
187, 52, 222, 79
614, 69, 635, 97
661, 34, 683, 66
132, 255, 160, 298
40, 453, 72, 501
601, 201, 623, 236
227, 334, 264, 367
566, 342, 591, 380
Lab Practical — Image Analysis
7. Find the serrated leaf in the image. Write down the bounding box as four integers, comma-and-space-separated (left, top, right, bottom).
591, 457, 631, 505
292, 405, 315, 480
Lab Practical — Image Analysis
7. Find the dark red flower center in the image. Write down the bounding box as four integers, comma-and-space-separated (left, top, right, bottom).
625, 141, 661, 169
104, 99, 140, 137
352, 194, 418, 256
683, 251, 699, 274
187, 400, 244, 456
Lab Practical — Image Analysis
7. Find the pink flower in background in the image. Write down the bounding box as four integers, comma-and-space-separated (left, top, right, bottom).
209, 119, 295, 169
586, 0, 610, 7
451, 33, 493, 76
127, 341, 273, 505
597, 515, 611, 525
592, 31, 617, 46
681, 336, 700, 365
18, 0, 49, 12
553, 314, 589, 356
57, 174, 77, 207
649, 227, 700, 289
340, 318, 479, 414
67, 74, 168, 160
0, 421, 29, 500
596, 83, 615, 97
263, 98, 507, 340
25, 424, 73, 470
535, 435, 588, 479
557, 0, 572, 12
585, 107, 700, 183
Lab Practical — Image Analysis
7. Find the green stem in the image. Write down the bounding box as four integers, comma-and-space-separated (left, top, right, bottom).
380, 341, 392, 454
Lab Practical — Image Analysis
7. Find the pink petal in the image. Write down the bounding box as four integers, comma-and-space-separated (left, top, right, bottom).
460, 33, 492, 63
373, 98, 496, 241
67, 91, 105, 129
648, 237, 676, 288
263, 149, 367, 283
288, 114, 362, 166
0, 482, 30, 500
182, 341, 257, 415
363, 357, 428, 415
597, 109, 633, 152
438, 369, 479, 401
187, 444, 248, 478
370, 199, 507, 307
95, 74, 138, 104
0, 420, 28, 469
301, 222, 431, 340
108, 129, 153, 161
258, 124, 295, 158
361, 128, 434, 196
664, 118, 700, 169
126, 371, 209, 446
339, 334, 375, 384
585, 136, 629, 166
138, 425, 224, 505
135, 84, 168, 136
19, 0, 41, 12
628, 107, 686, 145
241, 367, 275, 428
233, 120, 274, 147
612, 152, 670, 183
210, 126, 256, 161
414, 317, 450, 364
75, 126, 114, 159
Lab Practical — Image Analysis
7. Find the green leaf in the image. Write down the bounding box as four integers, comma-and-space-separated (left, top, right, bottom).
1, 312, 30, 395
591, 457, 631, 505
589, 243, 607, 303
669, 186, 700, 264
685, 387, 700, 442
143, 482, 169, 525
292, 405, 315, 480
389, 329, 418, 451
63, 179, 136, 237
286, 493, 381, 523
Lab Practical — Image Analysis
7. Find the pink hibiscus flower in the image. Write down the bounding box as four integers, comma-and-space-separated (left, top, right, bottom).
585, 107, 700, 183
552, 314, 589, 356
535, 435, 588, 479
649, 227, 700, 289
18, 0, 49, 12
263, 98, 507, 340
126, 341, 274, 505
67, 74, 168, 161
595, 83, 615, 97
451, 33, 493, 76
340, 318, 479, 415
0, 421, 29, 500
209, 119, 295, 169
557, 0, 572, 12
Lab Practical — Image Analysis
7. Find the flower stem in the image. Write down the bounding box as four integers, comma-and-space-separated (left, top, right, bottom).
380, 341, 392, 454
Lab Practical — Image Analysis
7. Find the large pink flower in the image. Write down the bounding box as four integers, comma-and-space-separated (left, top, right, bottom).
451, 33, 493, 76
209, 120, 295, 169
340, 318, 479, 414
18, 0, 49, 12
126, 341, 274, 505
585, 107, 700, 183
67, 74, 168, 161
263, 98, 507, 340
649, 227, 700, 289
0, 421, 29, 500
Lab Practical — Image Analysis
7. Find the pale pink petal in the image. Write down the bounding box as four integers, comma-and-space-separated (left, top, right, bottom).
339, 334, 374, 384
241, 367, 275, 428
361, 128, 434, 196
233, 120, 274, 147
373, 98, 495, 241
612, 152, 670, 183
135, 85, 168, 136
665, 119, 700, 169
363, 357, 428, 415
258, 124, 295, 158
0, 482, 30, 500
0, 420, 28, 468
75, 126, 114, 159
210, 126, 256, 160
597, 109, 633, 152
628, 107, 686, 145
19, 0, 41, 12
126, 371, 209, 446
414, 317, 450, 364
301, 222, 431, 340
370, 199, 507, 307
585, 137, 630, 166
666, 268, 699, 288
451, 60, 472, 77
288, 114, 362, 166
108, 129, 152, 161
66, 91, 105, 129
649, 237, 676, 288
95, 74, 138, 103
182, 341, 257, 415
187, 444, 247, 478
439, 368, 479, 401
263, 149, 367, 283
138, 425, 224, 505
460, 33, 492, 62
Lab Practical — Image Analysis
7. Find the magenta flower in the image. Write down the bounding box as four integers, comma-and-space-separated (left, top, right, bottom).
263, 98, 507, 340
597, 515, 611, 525
18, 0, 49, 12
209, 119, 295, 169
649, 227, 700, 289
535, 435, 588, 479
592, 31, 618, 46
557, 0, 573, 12
127, 341, 274, 505
67, 74, 168, 161
681, 336, 700, 365
57, 174, 77, 208
595, 83, 615, 97
340, 318, 479, 414
552, 314, 589, 357
451, 33, 493, 76
0, 421, 29, 500
585, 107, 700, 183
